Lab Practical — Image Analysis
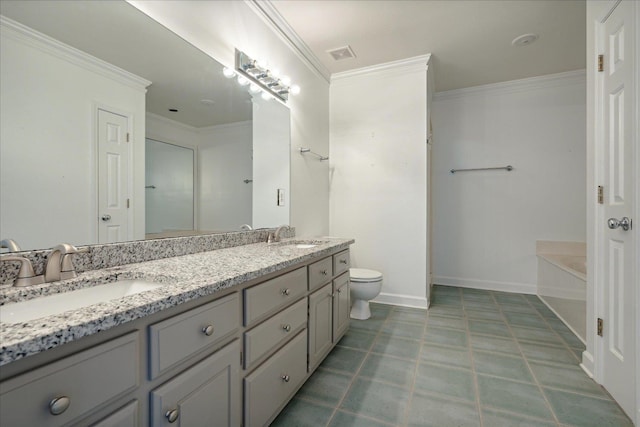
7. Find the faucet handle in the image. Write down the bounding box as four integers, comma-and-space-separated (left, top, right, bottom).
0, 256, 45, 287
60, 246, 89, 280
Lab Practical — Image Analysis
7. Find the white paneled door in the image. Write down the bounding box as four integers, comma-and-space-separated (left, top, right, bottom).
98, 109, 130, 243
599, 0, 636, 419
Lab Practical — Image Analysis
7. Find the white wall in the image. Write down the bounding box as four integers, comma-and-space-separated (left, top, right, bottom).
330, 57, 430, 308
129, 0, 330, 236
0, 20, 147, 249
432, 71, 587, 293
252, 96, 290, 229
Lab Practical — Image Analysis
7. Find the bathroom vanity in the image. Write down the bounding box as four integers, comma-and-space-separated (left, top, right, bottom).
0, 238, 352, 426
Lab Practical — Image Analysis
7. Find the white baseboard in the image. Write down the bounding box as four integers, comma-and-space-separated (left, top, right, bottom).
373, 292, 428, 309
580, 350, 595, 378
433, 276, 537, 294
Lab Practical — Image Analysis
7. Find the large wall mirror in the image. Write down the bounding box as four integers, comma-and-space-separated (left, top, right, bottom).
0, 0, 291, 252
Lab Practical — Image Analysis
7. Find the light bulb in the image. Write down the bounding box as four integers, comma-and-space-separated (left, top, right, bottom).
261, 91, 272, 101
249, 84, 261, 94
281, 76, 291, 86
271, 68, 281, 78
290, 85, 301, 95
223, 67, 235, 78
237, 75, 250, 86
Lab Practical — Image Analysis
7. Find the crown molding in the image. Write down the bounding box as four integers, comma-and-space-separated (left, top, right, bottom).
198, 120, 252, 134
1, 15, 151, 92
147, 112, 251, 134
245, 0, 331, 83
331, 54, 432, 83
434, 69, 586, 101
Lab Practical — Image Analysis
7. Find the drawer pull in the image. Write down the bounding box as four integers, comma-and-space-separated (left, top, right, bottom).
339, 259, 348, 264
321, 270, 328, 275
281, 288, 291, 296
202, 324, 215, 336
49, 396, 70, 415
281, 374, 290, 383
165, 409, 179, 423
336, 288, 342, 293
282, 324, 291, 332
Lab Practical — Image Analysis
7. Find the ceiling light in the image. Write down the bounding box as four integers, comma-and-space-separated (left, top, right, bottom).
511, 33, 539, 47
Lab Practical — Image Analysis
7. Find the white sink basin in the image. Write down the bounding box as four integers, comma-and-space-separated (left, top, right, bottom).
0, 279, 163, 324
295, 244, 317, 249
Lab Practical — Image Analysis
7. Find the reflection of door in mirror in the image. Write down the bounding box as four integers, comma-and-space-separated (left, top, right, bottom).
145, 139, 194, 238
98, 109, 131, 244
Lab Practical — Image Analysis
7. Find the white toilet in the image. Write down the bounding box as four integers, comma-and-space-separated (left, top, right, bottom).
349, 268, 383, 320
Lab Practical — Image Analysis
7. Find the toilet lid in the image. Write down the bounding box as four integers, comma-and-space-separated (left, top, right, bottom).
350, 268, 383, 282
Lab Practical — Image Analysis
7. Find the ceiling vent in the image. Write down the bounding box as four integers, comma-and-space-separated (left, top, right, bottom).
327, 45, 356, 61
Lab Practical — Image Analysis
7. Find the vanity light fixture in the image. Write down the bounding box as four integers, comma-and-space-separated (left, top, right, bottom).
234, 49, 299, 102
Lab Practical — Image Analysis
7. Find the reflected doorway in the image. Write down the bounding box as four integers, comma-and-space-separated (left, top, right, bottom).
145, 139, 195, 236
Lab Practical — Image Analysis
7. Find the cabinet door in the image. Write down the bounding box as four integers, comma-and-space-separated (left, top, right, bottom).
333, 272, 350, 342
308, 283, 333, 370
150, 340, 240, 427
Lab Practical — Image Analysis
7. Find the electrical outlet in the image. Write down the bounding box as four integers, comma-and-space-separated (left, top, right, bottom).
277, 189, 285, 206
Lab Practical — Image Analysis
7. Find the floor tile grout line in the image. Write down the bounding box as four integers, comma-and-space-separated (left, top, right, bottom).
455, 287, 485, 427
399, 301, 432, 427
324, 306, 398, 427
493, 292, 563, 426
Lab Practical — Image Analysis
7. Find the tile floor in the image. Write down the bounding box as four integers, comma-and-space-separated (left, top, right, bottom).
271, 285, 633, 427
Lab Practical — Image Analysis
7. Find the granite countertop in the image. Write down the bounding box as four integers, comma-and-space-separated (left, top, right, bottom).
0, 237, 353, 366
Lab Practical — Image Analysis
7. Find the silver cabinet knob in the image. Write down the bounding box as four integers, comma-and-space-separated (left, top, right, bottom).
281, 374, 290, 382
202, 325, 214, 336
282, 324, 291, 332
165, 409, 179, 423
281, 288, 291, 296
336, 288, 342, 293
321, 270, 328, 275
101, 214, 111, 222
49, 396, 71, 415
339, 259, 348, 264
608, 217, 632, 231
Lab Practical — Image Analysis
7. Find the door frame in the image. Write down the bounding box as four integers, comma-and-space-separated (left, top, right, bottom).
587, 1, 639, 423
92, 103, 135, 243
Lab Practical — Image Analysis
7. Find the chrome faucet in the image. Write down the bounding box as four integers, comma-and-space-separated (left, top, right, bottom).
44, 243, 87, 282
0, 256, 44, 287
0, 238, 21, 252
267, 225, 290, 244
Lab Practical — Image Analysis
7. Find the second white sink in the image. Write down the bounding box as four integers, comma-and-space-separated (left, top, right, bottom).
0, 279, 163, 324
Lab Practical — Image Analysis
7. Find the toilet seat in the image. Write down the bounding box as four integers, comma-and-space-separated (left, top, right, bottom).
350, 268, 382, 282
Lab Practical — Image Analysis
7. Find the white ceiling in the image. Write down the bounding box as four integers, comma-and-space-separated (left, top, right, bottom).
269, 0, 586, 92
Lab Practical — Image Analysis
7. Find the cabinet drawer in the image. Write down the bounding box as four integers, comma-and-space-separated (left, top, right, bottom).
149, 293, 239, 379
0, 333, 138, 427
333, 250, 350, 277
91, 400, 138, 427
150, 340, 240, 427
244, 331, 307, 427
244, 267, 307, 326
308, 256, 332, 291
244, 298, 307, 369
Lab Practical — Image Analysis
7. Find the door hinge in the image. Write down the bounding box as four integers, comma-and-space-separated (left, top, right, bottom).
126, 133, 130, 142
598, 55, 604, 72
126, 198, 130, 209
597, 318, 603, 336
597, 186, 604, 204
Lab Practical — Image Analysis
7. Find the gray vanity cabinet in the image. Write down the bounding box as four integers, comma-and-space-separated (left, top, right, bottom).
91, 401, 139, 427
333, 272, 350, 340
150, 340, 240, 427
308, 282, 334, 370
0, 333, 138, 427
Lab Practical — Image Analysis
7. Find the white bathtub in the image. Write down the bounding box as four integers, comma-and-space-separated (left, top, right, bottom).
536, 241, 586, 343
